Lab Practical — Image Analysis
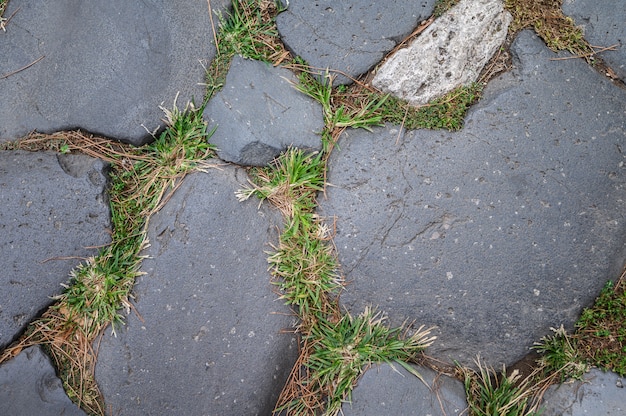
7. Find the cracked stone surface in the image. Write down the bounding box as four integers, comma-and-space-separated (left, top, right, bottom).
204, 55, 324, 166
318, 31, 626, 366
0, 151, 110, 349
1, 1, 626, 413
563, 0, 626, 82
341, 363, 467, 415
372, 0, 512, 105
95, 165, 298, 415
0, 346, 86, 416
541, 368, 626, 415
276, 0, 437, 85
0, 0, 230, 145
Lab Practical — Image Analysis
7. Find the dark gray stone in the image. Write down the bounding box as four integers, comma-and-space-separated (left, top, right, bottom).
318, 31, 626, 366
563, 0, 626, 82
0, 0, 230, 145
95, 165, 298, 415
204, 55, 324, 166
342, 363, 467, 416
0, 151, 110, 349
541, 369, 625, 415
0, 346, 86, 416
276, 0, 437, 85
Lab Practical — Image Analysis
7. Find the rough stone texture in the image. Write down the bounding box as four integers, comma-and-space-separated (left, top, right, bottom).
0, 152, 110, 349
0, 0, 230, 145
342, 363, 467, 415
541, 369, 625, 415
318, 31, 626, 366
563, 0, 626, 82
204, 55, 324, 166
95, 165, 298, 415
372, 0, 512, 106
276, 0, 437, 86
0, 346, 86, 416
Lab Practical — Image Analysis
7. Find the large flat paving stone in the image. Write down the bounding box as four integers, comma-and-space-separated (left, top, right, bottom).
0, 345, 86, 416
318, 31, 626, 366
563, 0, 626, 82
204, 55, 324, 166
0, 151, 111, 349
541, 368, 625, 415
95, 165, 298, 415
276, 0, 437, 85
342, 363, 467, 415
0, 0, 230, 146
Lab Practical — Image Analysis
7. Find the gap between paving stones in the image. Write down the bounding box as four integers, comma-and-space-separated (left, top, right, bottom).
0, 0, 620, 412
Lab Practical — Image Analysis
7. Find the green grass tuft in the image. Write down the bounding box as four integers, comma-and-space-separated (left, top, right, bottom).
205, 0, 286, 100
277, 308, 435, 416
463, 359, 541, 416
377, 83, 483, 131
575, 276, 626, 376
532, 325, 587, 382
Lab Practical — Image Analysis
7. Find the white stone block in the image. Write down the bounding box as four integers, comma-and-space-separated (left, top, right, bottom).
372, 0, 512, 106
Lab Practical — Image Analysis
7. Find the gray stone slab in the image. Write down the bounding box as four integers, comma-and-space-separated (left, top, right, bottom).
204, 55, 324, 166
318, 31, 626, 367
342, 363, 467, 416
0, 345, 86, 416
0, 151, 111, 349
563, 0, 626, 82
0, 0, 230, 146
541, 369, 625, 415
95, 165, 298, 415
372, 0, 512, 106
276, 0, 437, 86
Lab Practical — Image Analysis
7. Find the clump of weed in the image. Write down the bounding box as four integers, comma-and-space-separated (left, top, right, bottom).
277, 308, 435, 416
575, 273, 626, 376
533, 325, 587, 382
206, 0, 288, 100
462, 358, 542, 416
376, 83, 483, 131
504, 0, 593, 60
238, 149, 342, 324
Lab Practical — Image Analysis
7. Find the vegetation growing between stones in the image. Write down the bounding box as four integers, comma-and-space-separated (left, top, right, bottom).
462, 359, 543, 416
528, 268, 626, 385
532, 325, 587, 382
1, 0, 622, 414
205, 0, 287, 101
0, 101, 216, 415
212, 2, 445, 414
218, 1, 626, 414
504, 0, 594, 61
575, 273, 626, 376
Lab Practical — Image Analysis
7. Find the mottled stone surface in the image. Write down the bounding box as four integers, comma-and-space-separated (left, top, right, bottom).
342, 363, 467, 415
318, 31, 626, 366
0, 0, 230, 145
276, 0, 437, 85
0, 346, 86, 416
541, 369, 625, 415
204, 55, 324, 166
0, 152, 110, 349
563, 0, 626, 82
372, 0, 512, 105
95, 165, 298, 415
